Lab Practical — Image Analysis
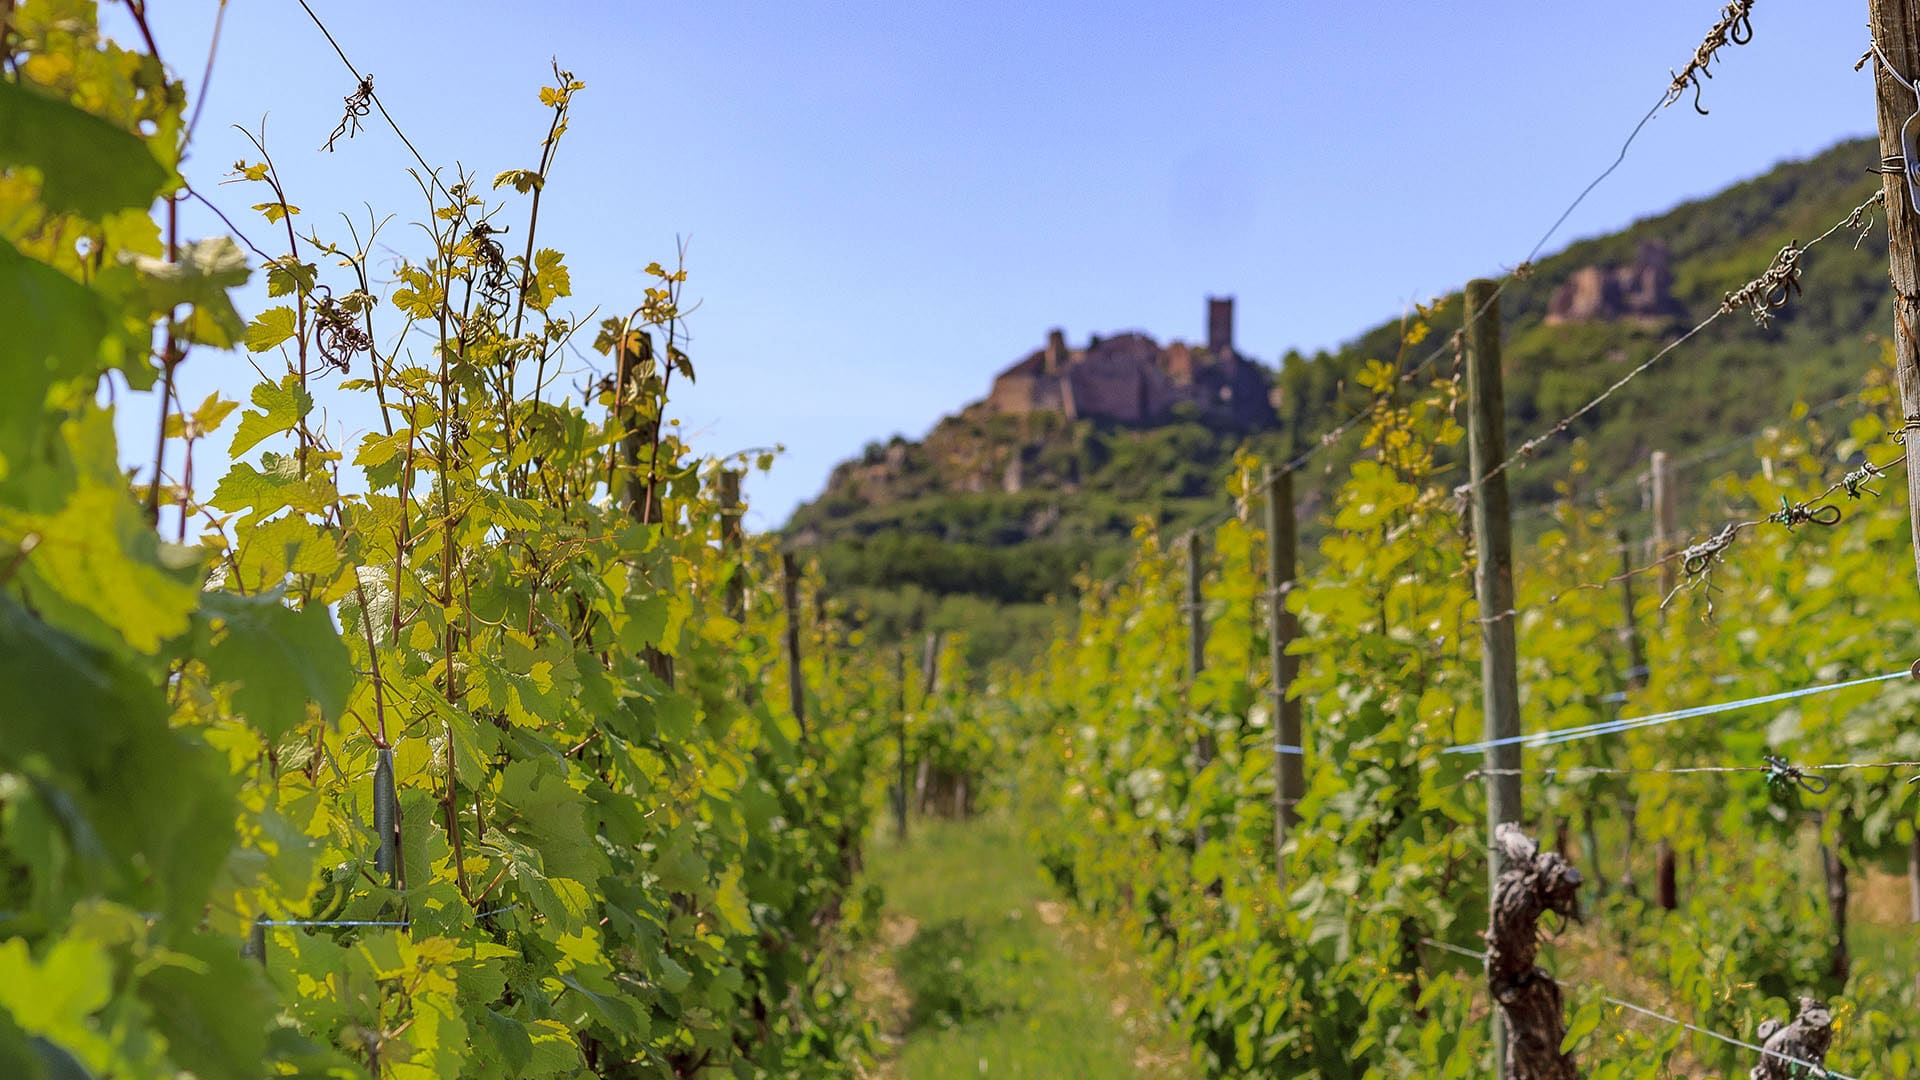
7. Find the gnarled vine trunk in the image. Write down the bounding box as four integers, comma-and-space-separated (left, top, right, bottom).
1487, 824, 1583, 1080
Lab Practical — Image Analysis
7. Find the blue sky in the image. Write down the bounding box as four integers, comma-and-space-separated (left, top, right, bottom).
129, 2, 1878, 529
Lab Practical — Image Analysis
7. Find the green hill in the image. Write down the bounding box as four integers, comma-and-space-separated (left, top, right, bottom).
788, 136, 1893, 665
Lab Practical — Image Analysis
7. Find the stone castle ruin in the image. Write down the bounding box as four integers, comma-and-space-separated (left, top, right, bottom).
985, 297, 1276, 429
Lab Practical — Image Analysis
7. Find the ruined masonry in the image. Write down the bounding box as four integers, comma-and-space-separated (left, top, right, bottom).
986, 296, 1278, 430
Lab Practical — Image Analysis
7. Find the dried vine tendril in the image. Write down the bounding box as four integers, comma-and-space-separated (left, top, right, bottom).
1666, 0, 1755, 115
469, 221, 513, 317
324, 74, 375, 153
313, 289, 373, 373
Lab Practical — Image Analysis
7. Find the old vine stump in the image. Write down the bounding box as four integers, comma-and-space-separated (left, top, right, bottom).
1750, 996, 1832, 1079
1487, 823, 1583, 1080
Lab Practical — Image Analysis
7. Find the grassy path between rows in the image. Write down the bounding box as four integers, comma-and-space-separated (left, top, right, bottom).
855, 816, 1196, 1080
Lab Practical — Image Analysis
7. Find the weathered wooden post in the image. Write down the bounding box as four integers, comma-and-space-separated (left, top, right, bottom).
1650, 450, 1677, 606
1821, 835, 1851, 985
1867, 0, 1920, 970
913, 631, 942, 815
780, 552, 807, 742
1465, 278, 1522, 1065
1868, 0, 1920, 590
1646, 451, 1680, 911
1487, 824, 1582, 1079
718, 469, 745, 623
1616, 529, 1648, 692
1264, 465, 1303, 881
1185, 530, 1211, 766
893, 647, 910, 841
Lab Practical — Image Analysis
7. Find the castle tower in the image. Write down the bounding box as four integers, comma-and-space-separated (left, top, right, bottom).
1207, 296, 1234, 356
1043, 328, 1067, 375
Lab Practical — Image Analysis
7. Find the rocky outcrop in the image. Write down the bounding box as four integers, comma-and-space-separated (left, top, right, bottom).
1545, 241, 1687, 326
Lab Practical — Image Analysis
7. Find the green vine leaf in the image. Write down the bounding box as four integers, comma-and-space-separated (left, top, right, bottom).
0, 81, 169, 219
198, 591, 353, 739
243, 305, 298, 353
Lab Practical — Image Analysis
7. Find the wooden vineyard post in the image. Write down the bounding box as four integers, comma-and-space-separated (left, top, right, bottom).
1648, 451, 1679, 912
1650, 450, 1677, 607
921, 631, 946, 815
1867, 0, 1920, 971
1185, 530, 1212, 766
1464, 278, 1522, 1065
1822, 836, 1852, 984
1264, 465, 1304, 881
894, 647, 910, 842
1868, 0, 1920, 594
781, 552, 807, 742
1616, 529, 1648, 692
718, 469, 745, 623
1487, 824, 1583, 1079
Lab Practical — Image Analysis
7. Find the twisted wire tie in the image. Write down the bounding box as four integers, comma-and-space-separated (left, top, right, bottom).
1842, 461, 1884, 499
1666, 0, 1756, 115
1767, 496, 1843, 530
1762, 753, 1830, 795
1720, 241, 1805, 328
1678, 522, 1741, 577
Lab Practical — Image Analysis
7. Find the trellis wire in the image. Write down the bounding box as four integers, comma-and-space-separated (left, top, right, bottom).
1281, 87, 1677, 478
1286, 7, 1783, 483
1415, 939, 1858, 1079
1465, 759, 1920, 783
291, 0, 456, 206
1454, 189, 1888, 502
260, 904, 519, 929
1604, 996, 1856, 1080
0, 904, 522, 928
1443, 670, 1911, 755
1478, 452, 1906, 626
1512, 390, 1868, 524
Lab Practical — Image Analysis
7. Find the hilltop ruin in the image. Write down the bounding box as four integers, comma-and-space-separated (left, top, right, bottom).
985, 297, 1277, 430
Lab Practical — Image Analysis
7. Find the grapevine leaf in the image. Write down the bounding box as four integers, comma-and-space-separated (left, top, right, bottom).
198, 591, 353, 738
477, 1010, 533, 1076
526, 248, 570, 312
229, 375, 312, 457
15, 476, 204, 654
243, 305, 298, 353
123, 237, 250, 348
493, 169, 543, 194
136, 933, 271, 1078
0, 596, 237, 926
0, 238, 110, 480
0, 80, 168, 218
210, 453, 337, 519
264, 257, 317, 299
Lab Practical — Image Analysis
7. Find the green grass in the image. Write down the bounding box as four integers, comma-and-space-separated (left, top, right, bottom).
860, 816, 1193, 1080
